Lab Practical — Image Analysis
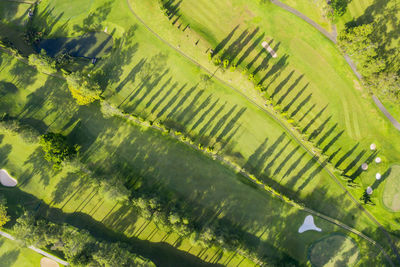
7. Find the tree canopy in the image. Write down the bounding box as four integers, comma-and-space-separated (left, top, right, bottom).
39, 132, 79, 169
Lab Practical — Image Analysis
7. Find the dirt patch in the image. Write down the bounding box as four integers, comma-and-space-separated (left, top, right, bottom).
40, 257, 59, 267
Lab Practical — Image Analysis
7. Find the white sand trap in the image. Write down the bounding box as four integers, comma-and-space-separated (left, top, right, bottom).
298, 215, 321, 233
0, 169, 17, 187
262, 41, 277, 58
41, 257, 59, 267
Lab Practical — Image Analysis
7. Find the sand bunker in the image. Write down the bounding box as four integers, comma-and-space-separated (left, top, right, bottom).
41, 257, 59, 267
0, 169, 17, 187
298, 215, 322, 233
262, 41, 278, 58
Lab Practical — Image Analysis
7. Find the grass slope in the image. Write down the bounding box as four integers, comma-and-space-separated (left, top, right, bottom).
129, 0, 400, 236
0, 236, 41, 267
0, 0, 396, 264
0, 49, 387, 265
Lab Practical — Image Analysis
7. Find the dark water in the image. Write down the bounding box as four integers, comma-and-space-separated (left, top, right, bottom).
38, 32, 113, 58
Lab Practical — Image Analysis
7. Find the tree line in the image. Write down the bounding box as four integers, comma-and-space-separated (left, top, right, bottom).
12, 212, 155, 266
338, 14, 399, 102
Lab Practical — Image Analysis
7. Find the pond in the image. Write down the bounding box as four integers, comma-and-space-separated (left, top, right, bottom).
38, 32, 113, 58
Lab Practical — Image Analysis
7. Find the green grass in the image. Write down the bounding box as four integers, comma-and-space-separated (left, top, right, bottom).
129, 0, 400, 245
0, 0, 397, 264
30, 0, 381, 238
382, 165, 400, 212
308, 234, 360, 267
0, 48, 387, 265
0, 236, 41, 267
278, 0, 332, 32
48, 0, 94, 20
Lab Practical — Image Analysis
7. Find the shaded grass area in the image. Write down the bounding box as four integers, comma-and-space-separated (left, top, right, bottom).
129, 0, 400, 242
0, 0, 396, 264
308, 234, 360, 267
38, 32, 113, 58
0, 236, 41, 267
0, 50, 387, 265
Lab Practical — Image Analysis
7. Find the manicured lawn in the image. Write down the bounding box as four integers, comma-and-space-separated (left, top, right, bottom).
308, 234, 360, 267
382, 165, 400, 212
0, 50, 386, 265
278, 0, 333, 32
0, 236, 41, 267
48, 0, 94, 20
0, 0, 397, 264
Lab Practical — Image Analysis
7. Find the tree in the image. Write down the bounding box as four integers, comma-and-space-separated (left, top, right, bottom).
65, 72, 102, 106
0, 196, 9, 228
330, 0, 350, 18
28, 50, 57, 74
39, 132, 79, 169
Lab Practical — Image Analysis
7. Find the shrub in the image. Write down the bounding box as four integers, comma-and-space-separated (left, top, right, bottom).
39, 132, 79, 169
28, 50, 57, 74
66, 72, 102, 105
223, 59, 229, 68
213, 57, 221, 66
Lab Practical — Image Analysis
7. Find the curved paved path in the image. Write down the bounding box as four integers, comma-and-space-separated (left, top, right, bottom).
126, 0, 398, 264
1, 44, 393, 265
0, 230, 69, 265
270, 0, 337, 43
271, 0, 400, 132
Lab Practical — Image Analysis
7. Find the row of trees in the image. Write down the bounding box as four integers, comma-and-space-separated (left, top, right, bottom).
338, 24, 399, 102
13, 212, 155, 266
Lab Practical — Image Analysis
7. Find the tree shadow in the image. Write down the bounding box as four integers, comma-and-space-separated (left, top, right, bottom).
322, 130, 344, 154
276, 74, 304, 105
308, 116, 332, 141
213, 25, 240, 55
334, 143, 359, 169
302, 105, 328, 134
270, 71, 294, 99
282, 83, 309, 112
0, 250, 20, 267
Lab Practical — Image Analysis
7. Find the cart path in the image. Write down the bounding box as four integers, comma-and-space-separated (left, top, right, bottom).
270, 0, 400, 132
0, 230, 69, 265
270, 0, 337, 43
126, 0, 400, 264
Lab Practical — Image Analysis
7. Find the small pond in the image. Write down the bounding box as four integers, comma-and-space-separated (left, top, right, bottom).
38, 32, 113, 58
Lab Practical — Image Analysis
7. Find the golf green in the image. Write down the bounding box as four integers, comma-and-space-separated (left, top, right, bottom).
382, 165, 400, 212
308, 234, 359, 267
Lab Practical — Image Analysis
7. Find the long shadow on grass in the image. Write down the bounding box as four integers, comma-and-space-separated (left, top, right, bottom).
213, 25, 240, 55
302, 105, 328, 134
1, 187, 220, 267
282, 83, 309, 112
276, 74, 304, 105
222, 27, 260, 63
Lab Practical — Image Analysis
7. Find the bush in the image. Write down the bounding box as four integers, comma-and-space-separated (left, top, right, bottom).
39, 132, 79, 169
28, 50, 57, 74
223, 59, 229, 68
65, 72, 102, 105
